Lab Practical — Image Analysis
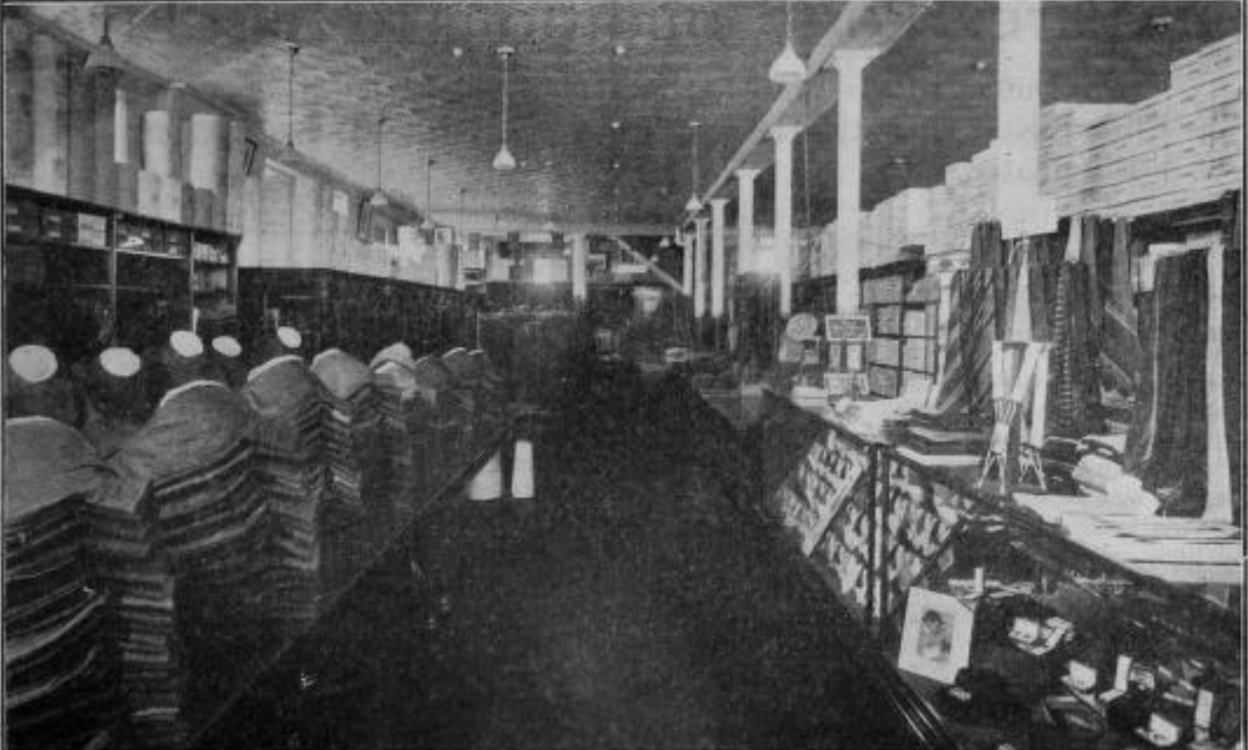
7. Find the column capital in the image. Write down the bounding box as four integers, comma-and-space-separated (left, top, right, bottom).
709, 197, 729, 211
769, 125, 802, 146
694, 216, 710, 228
735, 167, 761, 183
831, 48, 879, 75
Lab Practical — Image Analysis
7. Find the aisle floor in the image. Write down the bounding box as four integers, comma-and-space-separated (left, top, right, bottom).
198, 369, 926, 749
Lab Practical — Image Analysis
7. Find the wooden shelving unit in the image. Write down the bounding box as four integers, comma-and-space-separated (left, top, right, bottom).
4, 184, 240, 356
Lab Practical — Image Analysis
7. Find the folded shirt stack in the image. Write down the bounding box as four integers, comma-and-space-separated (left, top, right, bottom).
371, 356, 436, 518
242, 355, 327, 631
310, 349, 381, 516
90, 457, 184, 749
5, 417, 122, 750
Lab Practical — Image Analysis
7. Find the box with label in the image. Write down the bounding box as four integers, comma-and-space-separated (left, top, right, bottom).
76, 213, 108, 248
870, 338, 901, 368
40, 208, 74, 243
903, 339, 935, 372
874, 305, 901, 336
5, 198, 39, 238
869, 366, 900, 398
903, 309, 928, 338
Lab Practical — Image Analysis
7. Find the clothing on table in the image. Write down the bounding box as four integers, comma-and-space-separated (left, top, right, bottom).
77, 354, 153, 456
4, 416, 122, 750
242, 355, 326, 630
310, 349, 381, 514
5, 365, 83, 428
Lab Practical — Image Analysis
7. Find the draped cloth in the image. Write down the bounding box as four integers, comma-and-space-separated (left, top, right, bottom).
1125, 249, 1209, 515
1047, 262, 1102, 438
933, 267, 1004, 426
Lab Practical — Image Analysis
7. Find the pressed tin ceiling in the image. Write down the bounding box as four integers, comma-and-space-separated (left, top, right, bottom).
18, 1, 1243, 234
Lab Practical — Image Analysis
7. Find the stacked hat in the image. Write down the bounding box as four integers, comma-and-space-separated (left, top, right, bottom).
310, 349, 381, 515
241, 340, 326, 630
89, 457, 184, 747
210, 336, 248, 389
370, 345, 431, 517
5, 417, 122, 749
80, 346, 151, 454
411, 355, 463, 492
6, 344, 82, 427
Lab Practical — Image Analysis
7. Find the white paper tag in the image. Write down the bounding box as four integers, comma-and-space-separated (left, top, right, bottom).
1195, 689, 1214, 731
1114, 655, 1132, 692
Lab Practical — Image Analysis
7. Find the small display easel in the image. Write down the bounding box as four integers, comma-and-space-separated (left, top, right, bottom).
978, 340, 1051, 493
823, 314, 872, 399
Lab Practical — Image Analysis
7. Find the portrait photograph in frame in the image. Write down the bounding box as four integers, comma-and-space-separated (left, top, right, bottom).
897, 587, 974, 685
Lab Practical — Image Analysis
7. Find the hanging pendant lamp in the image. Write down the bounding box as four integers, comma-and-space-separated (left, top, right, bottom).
420, 158, 436, 231
370, 116, 389, 207
768, 1, 807, 84
659, 236, 671, 249
685, 121, 702, 214
493, 46, 518, 171
84, 12, 125, 72
279, 42, 300, 161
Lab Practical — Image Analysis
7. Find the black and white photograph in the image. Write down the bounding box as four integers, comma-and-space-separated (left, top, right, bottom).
1, 1, 1243, 748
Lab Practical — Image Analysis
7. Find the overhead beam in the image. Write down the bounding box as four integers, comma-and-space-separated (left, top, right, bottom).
688, 0, 930, 222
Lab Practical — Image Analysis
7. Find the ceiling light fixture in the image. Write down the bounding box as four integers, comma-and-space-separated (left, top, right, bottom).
84, 12, 124, 73
421, 157, 436, 231
280, 41, 300, 161
370, 116, 389, 207
685, 120, 702, 214
659, 236, 671, 249
768, 1, 807, 84
493, 45, 518, 171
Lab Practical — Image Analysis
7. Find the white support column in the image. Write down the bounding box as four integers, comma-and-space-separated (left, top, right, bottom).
694, 216, 709, 318
735, 168, 760, 275
833, 50, 876, 315
571, 233, 588, 301
770, 126, 800, 317
682, 226, 694, 295
997, 0, 1053, 238
710, 198, 728, 319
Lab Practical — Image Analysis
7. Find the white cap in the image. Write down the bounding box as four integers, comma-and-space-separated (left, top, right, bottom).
99, 347, 141, 378
169, 330, 204, 358
277, 326, 302, 350
211, 336, 242, 358
9, 345, 57, 384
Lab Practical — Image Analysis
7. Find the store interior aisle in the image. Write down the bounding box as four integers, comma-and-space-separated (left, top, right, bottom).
197, 364, 926, 750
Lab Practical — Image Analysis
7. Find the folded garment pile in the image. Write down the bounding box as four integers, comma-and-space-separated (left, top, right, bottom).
412, 354, 467, 492
5, 417, 122, 750
371, 346, 434, 517
242, 355, 326, 630
310, 349, 381, 515
89, 459, 183, 748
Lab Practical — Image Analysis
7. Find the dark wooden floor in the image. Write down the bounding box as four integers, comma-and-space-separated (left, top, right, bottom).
197, 364, 926, 749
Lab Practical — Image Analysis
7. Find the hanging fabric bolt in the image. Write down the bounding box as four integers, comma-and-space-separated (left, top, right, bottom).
511, 439, 534, 499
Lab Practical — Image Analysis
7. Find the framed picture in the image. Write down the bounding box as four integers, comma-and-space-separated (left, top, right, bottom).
897, 587, 973, 684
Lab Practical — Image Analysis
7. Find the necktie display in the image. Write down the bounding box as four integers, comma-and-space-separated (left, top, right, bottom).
310, 349, 380, 515
241, 353, 326, 631
1125, 249, 1209, 515
4, 417, 122, 750
1046, 262, 1102, 438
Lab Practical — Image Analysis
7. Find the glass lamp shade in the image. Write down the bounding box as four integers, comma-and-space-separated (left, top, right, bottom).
684, 194, 702, 213
492, 143, 517, 171
279, 139, 298, 162
659, 236, 671, 249
84, 34, 124, 72
768, 40, 807, 84
369, 189, 389, 207
420, 216, 436, 232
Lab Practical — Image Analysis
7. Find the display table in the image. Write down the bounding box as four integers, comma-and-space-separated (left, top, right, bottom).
697, 385, 1242, 750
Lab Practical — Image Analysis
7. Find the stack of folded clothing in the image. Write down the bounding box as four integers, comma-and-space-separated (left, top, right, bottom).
310, 349, 380, 515
412, 354, 463, 491
440, 348, 481, 458
88, 461, 183, 749
5, 417, 122, 750
241, 345, 326, 632
370, 344, 430, 516
464, 349, 508, 449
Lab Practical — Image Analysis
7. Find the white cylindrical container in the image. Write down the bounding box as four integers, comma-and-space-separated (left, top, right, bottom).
467, 450, 503, 501
511, 439, 534, 499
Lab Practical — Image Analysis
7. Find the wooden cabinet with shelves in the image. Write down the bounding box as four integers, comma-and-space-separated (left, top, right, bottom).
4, 185, 239, 358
